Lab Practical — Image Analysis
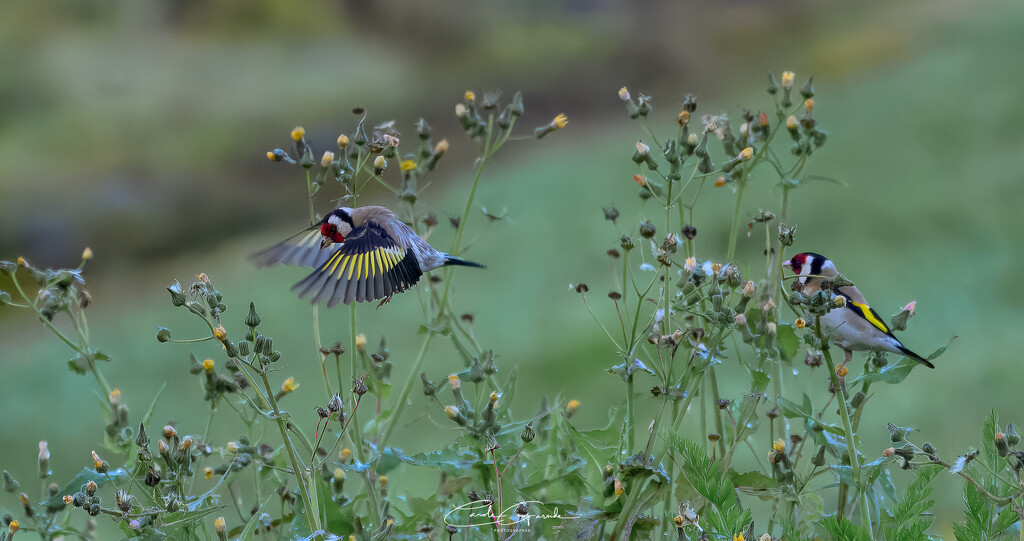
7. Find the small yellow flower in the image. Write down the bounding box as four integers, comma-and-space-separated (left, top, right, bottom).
677, 110, 690, 126
837, 365, 848, 377
109, 388, 121, 405
617, 86, 630, 101
181, 436, 193, 451
63, 495, 74, 505
684, 257, 697, 273
780, 71, 795, 88
434, 139, 450, 154
282, 377, 298, 393
355, 333, 367, 351
734, 534, 745, 541
19, 493, 29, 505
613, 478, 624, 496
91, 450, 104, 470
337, 134, 349, 149
82, 247, 94, 261
227, 441, 239, 453
266, 150, 279, 161
674, 515, 684, 527
447, 374, 461, 390
291, 126, 305, 141
9, 520, 18, 534
214, 516, 226, 533
804, 98, 815, 113
711, 262, 723, 274
379, 475, 388, 487
795, 318, 806, 329
204, 467, 213, 480
17, 256, 26, 267
445, 405, 461, 419
786, 115, 799, 131
567, 400, 580, 415
455, 103, 468, 118
773, 439, 785, 452
715, 176, 727, 188
202, 359, 215, 372
340, 448, 352, 461
163, 425, 177, 438
400, 160, 417, 172
833, 296, 847, 308
551, 113, 568, 129
489, 391, 498, 405
739, 147, 754, 161
212, 326, 227, 341
464, 90, 476, 102
321, 151, 335, 168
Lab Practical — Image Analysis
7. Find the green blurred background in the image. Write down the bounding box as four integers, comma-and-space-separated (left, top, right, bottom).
2, 0, 1023, 536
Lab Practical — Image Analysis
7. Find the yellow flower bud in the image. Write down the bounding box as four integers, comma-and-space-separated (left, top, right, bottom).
266, 151, 278, 161
434, 139, 450, 154
613, 478, 624, 496
355, 333, 367, 351
715, 176, 727, 188
337, 134, 349, 149
567, 400, 580, 415
740, 147, 754, 161
91, 450, 104, 470
291, 126, 305, 141
400, 160, 417, 172
204, 467, 213, 480
214, 516, 226, 533
795, 318, 806, 329
489, 391, 498, 405
379, 475, 388, 487
8, 520, 18, 534
82, 247, 94, 261
212, 326, 227, 341
781, 71, 795, 88
321, 151, 335, 168
464, 90, 476, 102
340, 448, 352, 461
837, 365, 848, 377
445, 405, 461, 419
227, 441, 239, 453
202, 359, 214, 372
734, 534, 745, 541
617, 86, 630, 101
109, 388, 121, 405
786, 115, 799, 131
773, 439, 785, 452
677, 110, 690, 125
282, 377, 298, 393
804, 98, 815, 113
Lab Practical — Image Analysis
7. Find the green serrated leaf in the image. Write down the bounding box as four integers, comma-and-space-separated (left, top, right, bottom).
778, 394, 813, 419
776, 323, 799, 364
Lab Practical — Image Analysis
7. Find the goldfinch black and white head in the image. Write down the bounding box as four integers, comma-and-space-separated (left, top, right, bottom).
783, 252, 934, 369
251, 205, 483, 306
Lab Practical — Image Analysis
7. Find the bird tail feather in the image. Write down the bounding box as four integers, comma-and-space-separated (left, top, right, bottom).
443, 255, 485, 269
898, 345, 935, 369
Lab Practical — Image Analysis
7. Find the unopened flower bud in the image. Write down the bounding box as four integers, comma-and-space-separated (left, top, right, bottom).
91, 450, 108, 473
337, 134, 349, 149
291, 126, 305, 141
888, 423, 906, 442
996, 432, 1009, 457
373, 155, 387, 175
85, 480, 98, 496
38, 442, 50, 478
321, 151, 335, 168
156, 327, 171, 343
566, 399, 580, 418
445, 406, 467, 426
800, 76, 815, 99
521, 422, 535, 443
215, 516, 227, 539
1007, 423, 1020, 446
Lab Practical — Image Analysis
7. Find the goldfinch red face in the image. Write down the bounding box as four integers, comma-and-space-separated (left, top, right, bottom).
319, 208, 354, 249
783, 252, 831, 284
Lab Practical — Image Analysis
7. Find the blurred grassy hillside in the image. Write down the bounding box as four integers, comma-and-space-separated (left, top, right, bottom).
2, 0, 1023, 535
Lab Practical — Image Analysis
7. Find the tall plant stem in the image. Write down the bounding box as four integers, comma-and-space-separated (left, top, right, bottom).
380, 333, 435, 447
818, 319, 872, 533
726, 180, 746, 263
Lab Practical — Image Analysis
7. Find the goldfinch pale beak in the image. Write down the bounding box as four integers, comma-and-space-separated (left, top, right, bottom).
319, 239, 333, 250
781, 259, 792, 268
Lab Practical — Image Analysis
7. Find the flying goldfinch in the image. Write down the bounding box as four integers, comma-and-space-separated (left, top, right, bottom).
251, 206, 483, 306
783, 252, 934, 369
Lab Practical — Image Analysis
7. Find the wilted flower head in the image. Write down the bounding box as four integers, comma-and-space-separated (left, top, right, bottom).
781, 71, 795, 88
617, 87, 630, 101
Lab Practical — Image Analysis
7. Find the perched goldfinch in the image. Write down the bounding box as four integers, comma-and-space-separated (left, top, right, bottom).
251, 206, 483, 306
783, 252, 934, 369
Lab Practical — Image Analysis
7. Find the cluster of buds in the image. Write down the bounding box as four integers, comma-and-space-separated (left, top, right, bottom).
0, 257, 91, 324
457, 90, 527, 141
66, 479, 103, 517
439, 373, 504, 436
189, 353, 240, 401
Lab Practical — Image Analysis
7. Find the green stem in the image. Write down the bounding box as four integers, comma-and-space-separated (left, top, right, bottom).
625, 374, 635, 452
379, 332, 435, 448
818, 319, 871, 533
348, 303, 364, 462
726, 179, 746, 263
708, 366, 727, 457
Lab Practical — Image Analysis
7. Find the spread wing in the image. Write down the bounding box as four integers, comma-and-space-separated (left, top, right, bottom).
291, 222, 423, 306
249, 226, 330, 269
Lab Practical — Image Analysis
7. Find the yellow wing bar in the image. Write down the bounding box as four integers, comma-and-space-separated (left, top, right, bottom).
321, 246, 406, 281
849, 301, 891, 335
